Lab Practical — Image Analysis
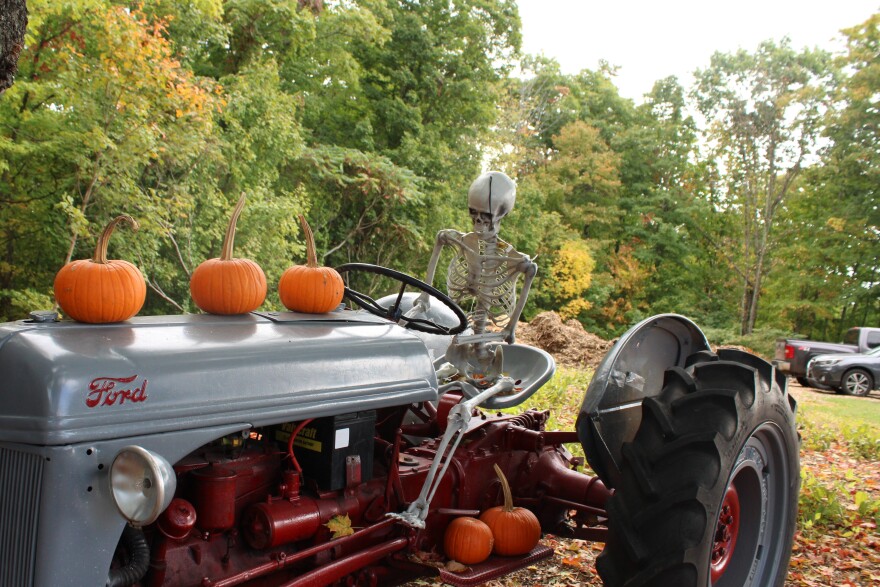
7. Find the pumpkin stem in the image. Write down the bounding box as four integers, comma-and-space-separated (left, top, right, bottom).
493, 464, 515, 512
220, 194, 247, 261
93, 215, 138, 264
299, 214, 319, 268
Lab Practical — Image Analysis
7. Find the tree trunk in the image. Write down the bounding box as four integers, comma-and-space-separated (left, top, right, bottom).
740, 281, 752, 335
0, 0, 28, 95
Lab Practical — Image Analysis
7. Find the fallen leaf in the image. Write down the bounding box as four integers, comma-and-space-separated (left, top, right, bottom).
324, 514, 354, 539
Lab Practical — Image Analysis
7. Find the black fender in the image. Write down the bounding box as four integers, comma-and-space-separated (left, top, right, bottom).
576, 314, 711, 489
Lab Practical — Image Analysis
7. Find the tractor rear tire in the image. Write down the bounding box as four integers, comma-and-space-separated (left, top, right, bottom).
596, 354, 799, 587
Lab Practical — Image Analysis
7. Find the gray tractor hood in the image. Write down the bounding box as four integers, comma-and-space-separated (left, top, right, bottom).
0, 311, 438, 446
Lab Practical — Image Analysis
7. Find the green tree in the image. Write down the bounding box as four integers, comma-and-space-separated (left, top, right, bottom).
766, 15, 880, 337
623, 77, 736, 327
693, 39, 836, 334
0, 1, 224, 318
539, 119, 622, 238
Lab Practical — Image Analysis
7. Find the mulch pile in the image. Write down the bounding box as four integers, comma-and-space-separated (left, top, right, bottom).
515, 311, 614, 369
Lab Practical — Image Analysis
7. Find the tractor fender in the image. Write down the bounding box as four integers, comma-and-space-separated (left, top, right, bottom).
576, 314, 711, 489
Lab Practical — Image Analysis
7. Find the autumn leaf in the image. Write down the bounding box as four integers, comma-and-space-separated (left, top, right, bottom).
325, 514, 354, 539
445, 560, 470, 573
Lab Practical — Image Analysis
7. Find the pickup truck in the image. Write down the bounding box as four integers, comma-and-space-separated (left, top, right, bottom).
774, 326, 880, 386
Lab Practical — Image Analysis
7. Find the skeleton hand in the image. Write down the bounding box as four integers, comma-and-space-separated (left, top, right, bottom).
405, 292, 432, 319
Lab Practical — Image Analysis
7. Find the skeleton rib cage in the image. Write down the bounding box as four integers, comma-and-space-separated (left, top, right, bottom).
445, 236, 522, 334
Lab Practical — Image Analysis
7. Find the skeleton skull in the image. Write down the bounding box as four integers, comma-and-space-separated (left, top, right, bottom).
467, 171, 516, 238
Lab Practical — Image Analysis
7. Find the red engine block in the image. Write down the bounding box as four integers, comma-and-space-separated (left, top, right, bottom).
137, 404, 610, 587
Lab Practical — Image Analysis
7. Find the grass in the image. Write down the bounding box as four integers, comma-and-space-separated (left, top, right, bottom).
792, 387, 880, 432
793, 387, 880, 459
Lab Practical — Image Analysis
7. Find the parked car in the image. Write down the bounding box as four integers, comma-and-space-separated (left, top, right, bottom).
774, 326, 880, 387
807, 346, 880, 396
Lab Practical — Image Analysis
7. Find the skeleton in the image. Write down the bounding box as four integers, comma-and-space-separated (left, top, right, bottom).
411, 171, 537, 382
392, 172, 538, 527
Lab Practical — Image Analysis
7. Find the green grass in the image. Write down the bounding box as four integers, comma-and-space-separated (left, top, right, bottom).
793, 389, 880, 432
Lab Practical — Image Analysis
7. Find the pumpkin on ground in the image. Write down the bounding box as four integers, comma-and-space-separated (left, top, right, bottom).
479, 464, 542, 556
190, 195, 267, 314
53, 215, 147, 323
443, 516, 494, 565
278, 215, 344, 313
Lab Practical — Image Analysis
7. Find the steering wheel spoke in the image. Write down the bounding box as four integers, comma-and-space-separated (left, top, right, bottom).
399, 315, 455, 334
336, 263, 467, 335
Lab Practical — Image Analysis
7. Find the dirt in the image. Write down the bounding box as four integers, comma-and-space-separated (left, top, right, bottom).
515, 311, 614, 369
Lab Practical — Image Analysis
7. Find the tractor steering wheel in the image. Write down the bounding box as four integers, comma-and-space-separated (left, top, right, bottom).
335, 263, 468, 336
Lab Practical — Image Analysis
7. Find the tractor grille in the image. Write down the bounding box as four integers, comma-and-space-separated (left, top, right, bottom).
0, 447, 44, 587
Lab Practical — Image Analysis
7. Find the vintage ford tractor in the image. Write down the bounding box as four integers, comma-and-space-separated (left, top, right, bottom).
0, 176, 799, 587
0, 276, 800, 587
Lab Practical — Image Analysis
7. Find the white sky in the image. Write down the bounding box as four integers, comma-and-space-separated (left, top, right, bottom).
517, 1, 879, 103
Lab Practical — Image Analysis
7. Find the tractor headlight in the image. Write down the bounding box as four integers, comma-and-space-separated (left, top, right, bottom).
110, 446, 176, 526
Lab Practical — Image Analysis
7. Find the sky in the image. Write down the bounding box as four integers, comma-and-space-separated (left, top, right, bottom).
516, 0, 879, 103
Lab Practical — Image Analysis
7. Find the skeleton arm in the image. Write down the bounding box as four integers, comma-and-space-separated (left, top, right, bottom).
504, 256, 537, 344
410, 230, 462, 315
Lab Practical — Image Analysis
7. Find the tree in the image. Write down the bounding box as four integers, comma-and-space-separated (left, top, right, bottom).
539, 119, 622, 238
766, 14, 880, 337
819, 15, 880, 330
693, 39, 836, 334
0, 2, 225, 317
616, 77, 734, 328
0, 0, 28, 95
491, 56, 577, 176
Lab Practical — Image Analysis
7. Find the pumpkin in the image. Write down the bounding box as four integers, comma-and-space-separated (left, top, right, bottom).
443, 516, 494, 565
479, 464, 541, 556
190, 195, 267, 314
53, 215, 146, 323
278, 215, 344, 313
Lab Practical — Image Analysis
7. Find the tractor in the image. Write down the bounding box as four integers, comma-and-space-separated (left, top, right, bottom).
0, 174, 799, 587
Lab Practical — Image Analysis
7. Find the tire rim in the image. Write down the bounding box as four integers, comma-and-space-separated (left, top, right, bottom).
710, 484, 740, 582
846, 372, 870, 395
711, 422, 790, 587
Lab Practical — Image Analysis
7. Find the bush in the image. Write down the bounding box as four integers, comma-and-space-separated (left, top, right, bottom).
842, 424, 880, 461
799, 467, 880, 536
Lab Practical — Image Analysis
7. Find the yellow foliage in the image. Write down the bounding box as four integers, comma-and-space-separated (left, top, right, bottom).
547, 240, 595, 312
559, 298, 592, 321
826, 217, 847, 232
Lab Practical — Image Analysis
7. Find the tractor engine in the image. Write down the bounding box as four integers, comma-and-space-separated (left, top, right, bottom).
129, 399, 609, 587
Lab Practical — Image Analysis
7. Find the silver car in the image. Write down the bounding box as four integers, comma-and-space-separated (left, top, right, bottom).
807, 346, 880, 396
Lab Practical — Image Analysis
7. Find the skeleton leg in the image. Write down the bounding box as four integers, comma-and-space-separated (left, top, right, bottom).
388, 376, 515, 527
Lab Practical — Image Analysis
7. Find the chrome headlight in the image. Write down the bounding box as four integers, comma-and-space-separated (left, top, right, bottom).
110, 446, 176, 526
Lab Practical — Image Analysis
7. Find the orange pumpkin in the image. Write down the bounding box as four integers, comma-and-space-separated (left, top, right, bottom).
53, 215, 146, 323
278, 215, 344, 313
190, 195, 267, 314
479, 464, 541, 556
443, 516, 494, 565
